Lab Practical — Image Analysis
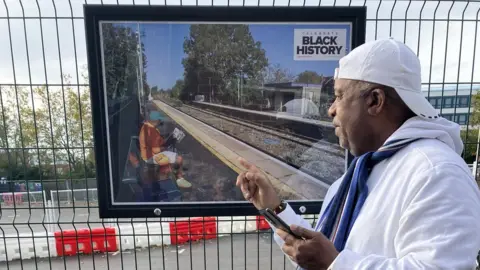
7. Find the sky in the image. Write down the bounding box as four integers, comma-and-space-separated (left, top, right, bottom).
0, 0, 479, 92
129, 22, 351, 89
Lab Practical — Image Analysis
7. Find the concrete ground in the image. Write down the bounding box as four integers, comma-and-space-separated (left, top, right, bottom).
1, 233, 297, 270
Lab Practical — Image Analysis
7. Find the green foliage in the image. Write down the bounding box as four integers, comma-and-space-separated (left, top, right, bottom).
170, 79, 185, 99
241, 87, 264, 105
101, 24, 148, 101
463, 90, 480, 164
0, 70, 95, 180
0, 163, 52, 181
470, 91, 480, 126
461, 129, 479, 164
0, 24, 151, 182
181, 24, 268, 101
262, 64, 296, 84
295, 71, 323, 84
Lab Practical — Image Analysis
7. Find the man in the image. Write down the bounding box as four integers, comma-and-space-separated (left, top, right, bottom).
236, 38, 480, 269
139, 110, 192, 189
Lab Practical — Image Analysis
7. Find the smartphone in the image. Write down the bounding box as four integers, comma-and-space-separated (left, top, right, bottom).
259, 208, 303, 239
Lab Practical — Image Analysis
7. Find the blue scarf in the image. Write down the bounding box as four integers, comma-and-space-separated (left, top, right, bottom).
315, 138, 419, 252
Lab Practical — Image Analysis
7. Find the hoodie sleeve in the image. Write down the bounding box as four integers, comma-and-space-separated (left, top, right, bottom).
328, 163, 480, 270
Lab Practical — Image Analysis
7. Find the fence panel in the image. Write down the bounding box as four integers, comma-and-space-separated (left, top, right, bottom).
0, 0, 479, 269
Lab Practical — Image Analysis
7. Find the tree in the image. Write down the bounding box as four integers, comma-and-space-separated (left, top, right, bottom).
470, 91, 480, 126
262, 63, 296, 84
295, 70, 323, 84
461, 129, 478, 164
0, 84, 47, 168
170, 79, 185, 99
182, 24, 268, 102
461, 91, 480, 164
101, 24, 148, 101
0, 69, 95, 180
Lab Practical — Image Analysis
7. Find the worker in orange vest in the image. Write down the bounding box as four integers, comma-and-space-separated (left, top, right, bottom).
139, 110, 192, 189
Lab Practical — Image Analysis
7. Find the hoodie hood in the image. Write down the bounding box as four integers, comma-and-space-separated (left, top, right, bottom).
386, 116, 464, 155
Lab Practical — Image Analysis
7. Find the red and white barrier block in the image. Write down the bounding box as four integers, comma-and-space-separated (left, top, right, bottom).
54, 228, 118, 256
0, 215, 296, 262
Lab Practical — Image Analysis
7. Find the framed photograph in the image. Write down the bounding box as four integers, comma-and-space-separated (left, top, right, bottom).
84, 5, 366, 218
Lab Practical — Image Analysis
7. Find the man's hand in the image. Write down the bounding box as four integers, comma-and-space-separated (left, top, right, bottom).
277, 225, 339, 270
235, 157, 281, 210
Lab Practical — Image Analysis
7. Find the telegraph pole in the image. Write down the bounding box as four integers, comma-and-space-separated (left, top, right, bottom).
136, 23, 147, 117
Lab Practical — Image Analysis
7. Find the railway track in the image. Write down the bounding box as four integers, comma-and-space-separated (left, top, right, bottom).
156, 98, 345, 186
167, 100, 343, 157
185, 104, 323, 147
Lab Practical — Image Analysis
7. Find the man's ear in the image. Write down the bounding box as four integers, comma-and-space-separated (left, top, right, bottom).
366, 88, 386, 116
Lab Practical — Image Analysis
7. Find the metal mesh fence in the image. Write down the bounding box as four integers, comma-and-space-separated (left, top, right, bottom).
0, 0, 479, 269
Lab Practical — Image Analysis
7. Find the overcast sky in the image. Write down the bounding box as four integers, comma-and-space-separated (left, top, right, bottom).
0, 0, 479, 90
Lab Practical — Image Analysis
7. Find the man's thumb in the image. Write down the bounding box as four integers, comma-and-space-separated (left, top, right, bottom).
290, 225, 317, 239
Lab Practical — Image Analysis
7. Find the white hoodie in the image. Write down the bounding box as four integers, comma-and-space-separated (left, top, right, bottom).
275, 116, 480, 269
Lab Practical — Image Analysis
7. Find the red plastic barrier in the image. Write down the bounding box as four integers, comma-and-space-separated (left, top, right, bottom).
55, 227, 117, 256
91, 227, 117, 253
256, 216, 271, 230
169, 221, 190, 245
190, 217, 216, 241
54, 228, 91, 256
169, 217, 217, 245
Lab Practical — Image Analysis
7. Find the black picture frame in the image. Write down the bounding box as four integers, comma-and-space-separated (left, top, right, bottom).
84, 4, 366, 218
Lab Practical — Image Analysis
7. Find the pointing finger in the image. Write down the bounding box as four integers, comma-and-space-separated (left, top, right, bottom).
238, 157, 259, 172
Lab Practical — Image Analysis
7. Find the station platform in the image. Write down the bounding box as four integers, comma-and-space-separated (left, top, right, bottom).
154, 100, 330, 200
192, 100, 334, 127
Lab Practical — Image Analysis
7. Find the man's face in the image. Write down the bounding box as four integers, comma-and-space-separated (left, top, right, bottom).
328, 79, 372, 156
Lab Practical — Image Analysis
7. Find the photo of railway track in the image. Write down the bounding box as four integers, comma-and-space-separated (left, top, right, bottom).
100, 21, 352, 204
